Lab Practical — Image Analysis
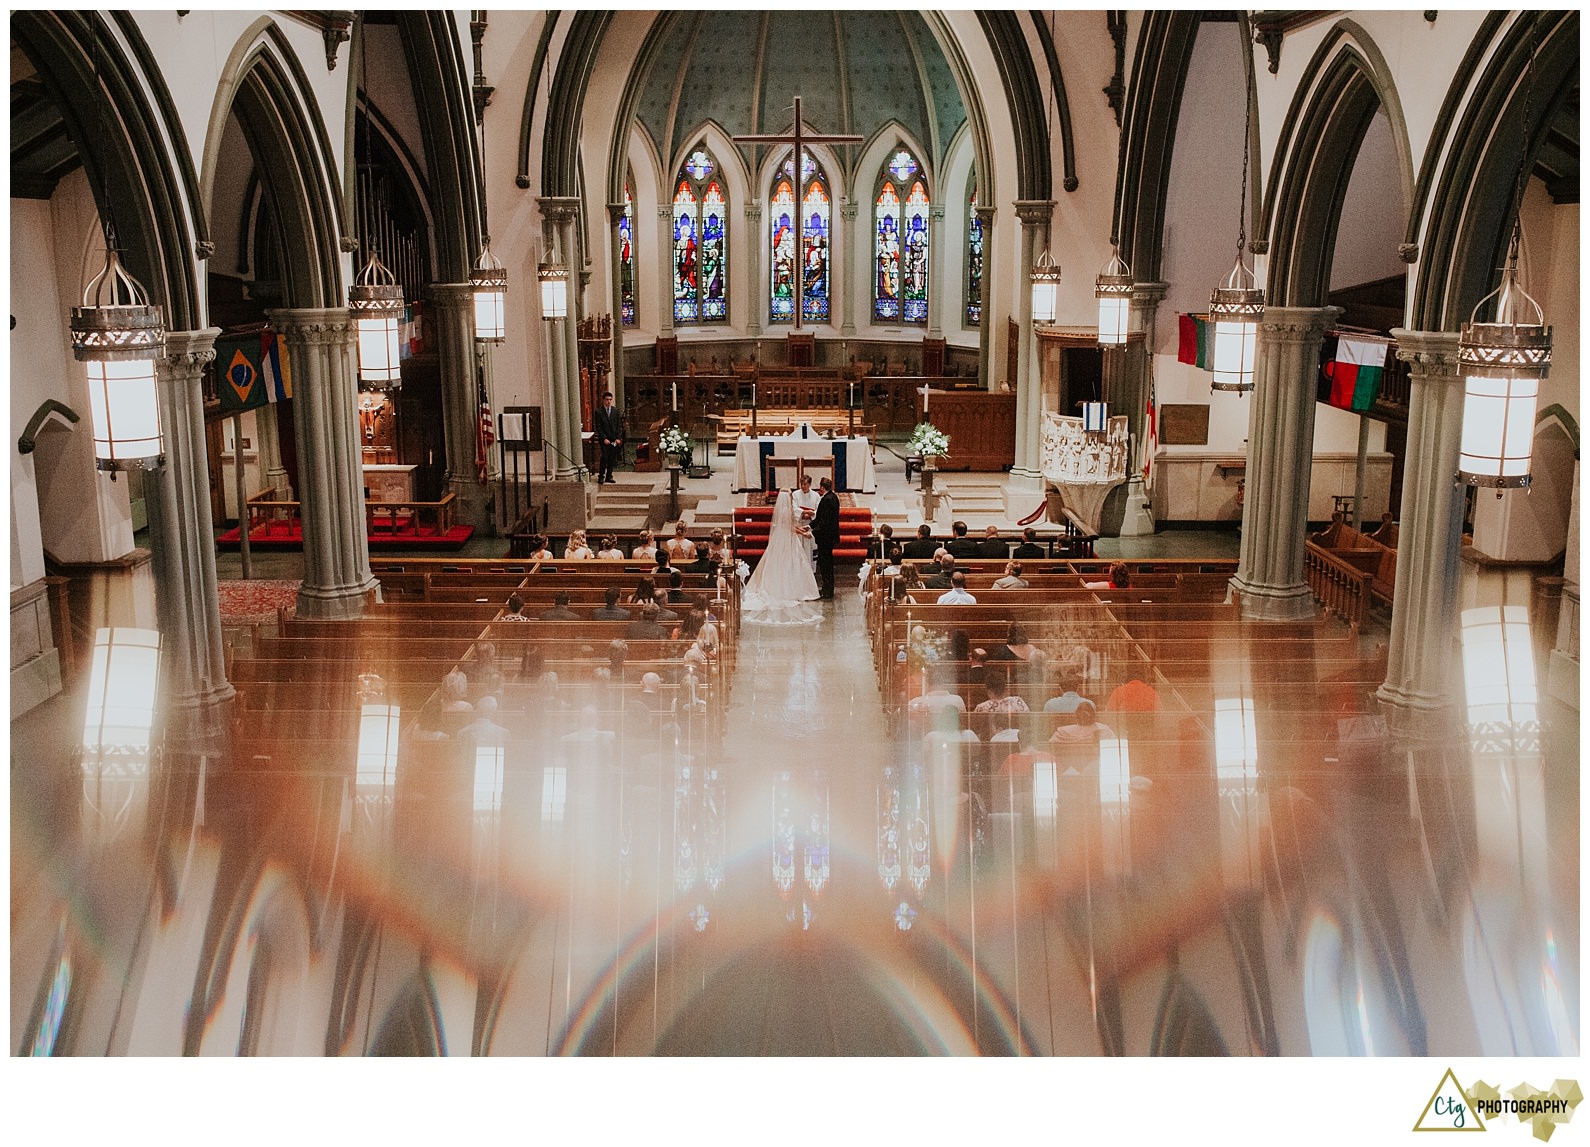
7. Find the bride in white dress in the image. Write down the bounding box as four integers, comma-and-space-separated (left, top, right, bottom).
741, 489, 821, 626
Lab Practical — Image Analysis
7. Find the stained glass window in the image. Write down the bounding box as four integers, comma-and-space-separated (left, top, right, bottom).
874, 148, 930, 325
769, 151, 831, 325
966, 179, 983, 326
619, 179, 636, 327
671, 148, 729, 325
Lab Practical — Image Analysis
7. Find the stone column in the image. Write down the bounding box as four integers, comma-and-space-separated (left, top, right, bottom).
1114, 280, 1168, 536
1009, 200, 1053, 487
430, 282, 490, 529
147, 328, 234, 751
606, 200, 627, 407
975, 204, 996, 388
657, 204, 676, 337
268, 308, 378, 620
255, 404, 290, 500
927, 204, 946, 339
745, 200, 764, 339
1377, 330, 1466, 738
1227, 306, 1340, 620
839, 199, 858, 339
540, 197, 584, 478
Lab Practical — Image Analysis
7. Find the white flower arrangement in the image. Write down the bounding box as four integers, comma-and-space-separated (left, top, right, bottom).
658, 425, 692, 459
908, 422, 950, 458
735, 559, 751, 583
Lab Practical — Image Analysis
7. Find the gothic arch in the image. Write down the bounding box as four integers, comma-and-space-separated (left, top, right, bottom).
11, 11, 206, 328
1409, 10, 1579, 330
974, 11, 1065, 201
202, 18, 346, 308
1115, 11, 1201, 280
1260, 22, 1417, 308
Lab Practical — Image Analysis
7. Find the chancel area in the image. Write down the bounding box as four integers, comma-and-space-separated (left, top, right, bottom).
9, 10, 1580, 1065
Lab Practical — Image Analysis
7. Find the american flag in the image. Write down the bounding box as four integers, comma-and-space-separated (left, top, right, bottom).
475, 378, 494, 483
1142, 386, 1157, 493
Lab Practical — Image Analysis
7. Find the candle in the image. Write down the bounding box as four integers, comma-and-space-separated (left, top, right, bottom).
849, 381, 856, 409
671, 382, 678, 412
751, 382, 758, 408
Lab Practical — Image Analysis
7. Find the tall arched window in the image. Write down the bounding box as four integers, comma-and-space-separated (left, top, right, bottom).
671, 148, 729, 324
965, 173, 983, 327
875, 149, 929, 325
769, 151, 830, 324
619, 177, 637, 327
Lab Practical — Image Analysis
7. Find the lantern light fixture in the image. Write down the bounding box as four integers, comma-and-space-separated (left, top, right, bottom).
1030, 248, 1061, 326
349, 250, 405, 388
471, 238, 508, 342
539, 260, 569, 321
1095, 248, 1133, 347
1457, 231, 1550, 489
71, 245, 166, 472
1209, 254, 1263, 393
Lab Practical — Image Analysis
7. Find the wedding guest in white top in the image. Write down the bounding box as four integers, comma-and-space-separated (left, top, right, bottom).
595, 534, 625, 559
664, 522, 697, 562
936, 571, 977, 604
564, 529, 595, 560
631, 529, 658, 561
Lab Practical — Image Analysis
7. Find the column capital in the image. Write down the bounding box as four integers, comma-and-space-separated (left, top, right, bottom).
606, 201, 627, 225
428, 281, 478, 308
974, 204, 996, 224
1130, 280, 1168, 306
1258, 304, 1340, 343
839, 202, 858, 221
658, 203, 674, 220
538, 195, 581, 225
744, 201, 764, 222
1391, 328, 1461, 373
930, 205, 946, 222
161, 327, 222, 370
266, 307, 355, 344
1013, 199, 1054, 228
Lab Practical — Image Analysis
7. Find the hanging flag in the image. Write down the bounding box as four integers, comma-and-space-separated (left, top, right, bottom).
215, 333, 266, 414
1317, 332, 1388, 412
1177, 313, 1214, 370
260, 332, 292, 402
400, 301, 425, 360
476, 377, 494, 483
1143, 386, 1157, 493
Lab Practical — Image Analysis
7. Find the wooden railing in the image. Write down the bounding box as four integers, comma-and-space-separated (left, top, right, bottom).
1303, 544, 1373, 629
624, 374, 981, 435
244, 488, 457, 539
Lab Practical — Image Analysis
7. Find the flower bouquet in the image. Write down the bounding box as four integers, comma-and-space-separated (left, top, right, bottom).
658, 425, 692, 465
907, 422, 950, 459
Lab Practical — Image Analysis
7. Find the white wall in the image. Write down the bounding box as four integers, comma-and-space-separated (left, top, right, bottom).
1329, 110, 1406, 292
10, 173, 136, 571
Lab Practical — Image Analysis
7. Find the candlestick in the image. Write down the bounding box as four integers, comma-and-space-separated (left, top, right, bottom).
849, 381, 856, 409
671, 381, 678, 412
751, 382, 757, 408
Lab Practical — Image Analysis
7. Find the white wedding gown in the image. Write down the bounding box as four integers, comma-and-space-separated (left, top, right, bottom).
742, 489, 822, 626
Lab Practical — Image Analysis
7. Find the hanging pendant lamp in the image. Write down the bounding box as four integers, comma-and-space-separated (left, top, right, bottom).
1095, 247, 1133, 347
1457, 231, 1550, 488
471, 239, 508, 342
539, 259, 569, 321
1209, 254, 1263, 393
349, 250, 405, 388
71, 246, 166, 472
1030, 248, 1061, 326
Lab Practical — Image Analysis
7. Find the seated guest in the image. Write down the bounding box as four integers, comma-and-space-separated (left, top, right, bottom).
631, 529, 658, 561
683, 600, 719, 658
991, 562, 1028, 589
974, 668, 1030, 714
628, 578, 658, 608
538, 591, 582, 620
440, 669, 473, 713
908, 667, 967, 715
867, 523, 895, 560
666, 568, 690, 605
1083, 561, 1132, 591
664, 522, 697, 563
1013, 527, 1046, 559
468, 642, 505, 698
704, 528, 728, 565
651, 549, 673, 576
518, 646, 548, 684
978, 525, 1009, 559
564, 529, 595, 560
524, 534, 555, 561
1050, 699, 1115, 744
625, 601, 671, 640
946, 520, 980, 559
591, 585, 631, 620
500, 593, 531, 620
937, 571, 976, 604
890, 563, 921, 605
1043, 674, 1087, 714
595, 534, 625, 559
1003, 624, 1046, 667
901, 523, 939, 560
922, 551, 958, 589
650, 580, 681, 623
606, 639, 629, 680
1105, 677, 1161, 713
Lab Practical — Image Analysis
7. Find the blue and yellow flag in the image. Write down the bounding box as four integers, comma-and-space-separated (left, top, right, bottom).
216, 332, 292, 415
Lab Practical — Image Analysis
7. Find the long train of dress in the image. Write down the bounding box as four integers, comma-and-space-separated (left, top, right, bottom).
741, 489, 822, 626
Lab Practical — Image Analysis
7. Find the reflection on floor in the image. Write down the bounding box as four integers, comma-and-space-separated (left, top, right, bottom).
10, 544, 1578, 1056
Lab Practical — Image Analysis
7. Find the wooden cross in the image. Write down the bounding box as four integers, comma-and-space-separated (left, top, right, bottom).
734, 97, 863, 330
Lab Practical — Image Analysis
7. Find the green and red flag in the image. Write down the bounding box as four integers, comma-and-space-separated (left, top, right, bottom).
1177, 312, 1214, 370
1317, 332, 1388, 412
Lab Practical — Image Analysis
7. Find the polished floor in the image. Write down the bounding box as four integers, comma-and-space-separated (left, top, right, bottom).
10, 456, 1579, 1056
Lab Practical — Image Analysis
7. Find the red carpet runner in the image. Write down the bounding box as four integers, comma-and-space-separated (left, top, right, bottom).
733, 502, 873, 561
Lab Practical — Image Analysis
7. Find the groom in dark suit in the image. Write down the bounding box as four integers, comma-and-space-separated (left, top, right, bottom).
594, 391, 624, 483
812, 477, 841, 599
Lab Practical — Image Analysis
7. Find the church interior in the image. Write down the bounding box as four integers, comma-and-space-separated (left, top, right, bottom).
8, 7, 1581, 1094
